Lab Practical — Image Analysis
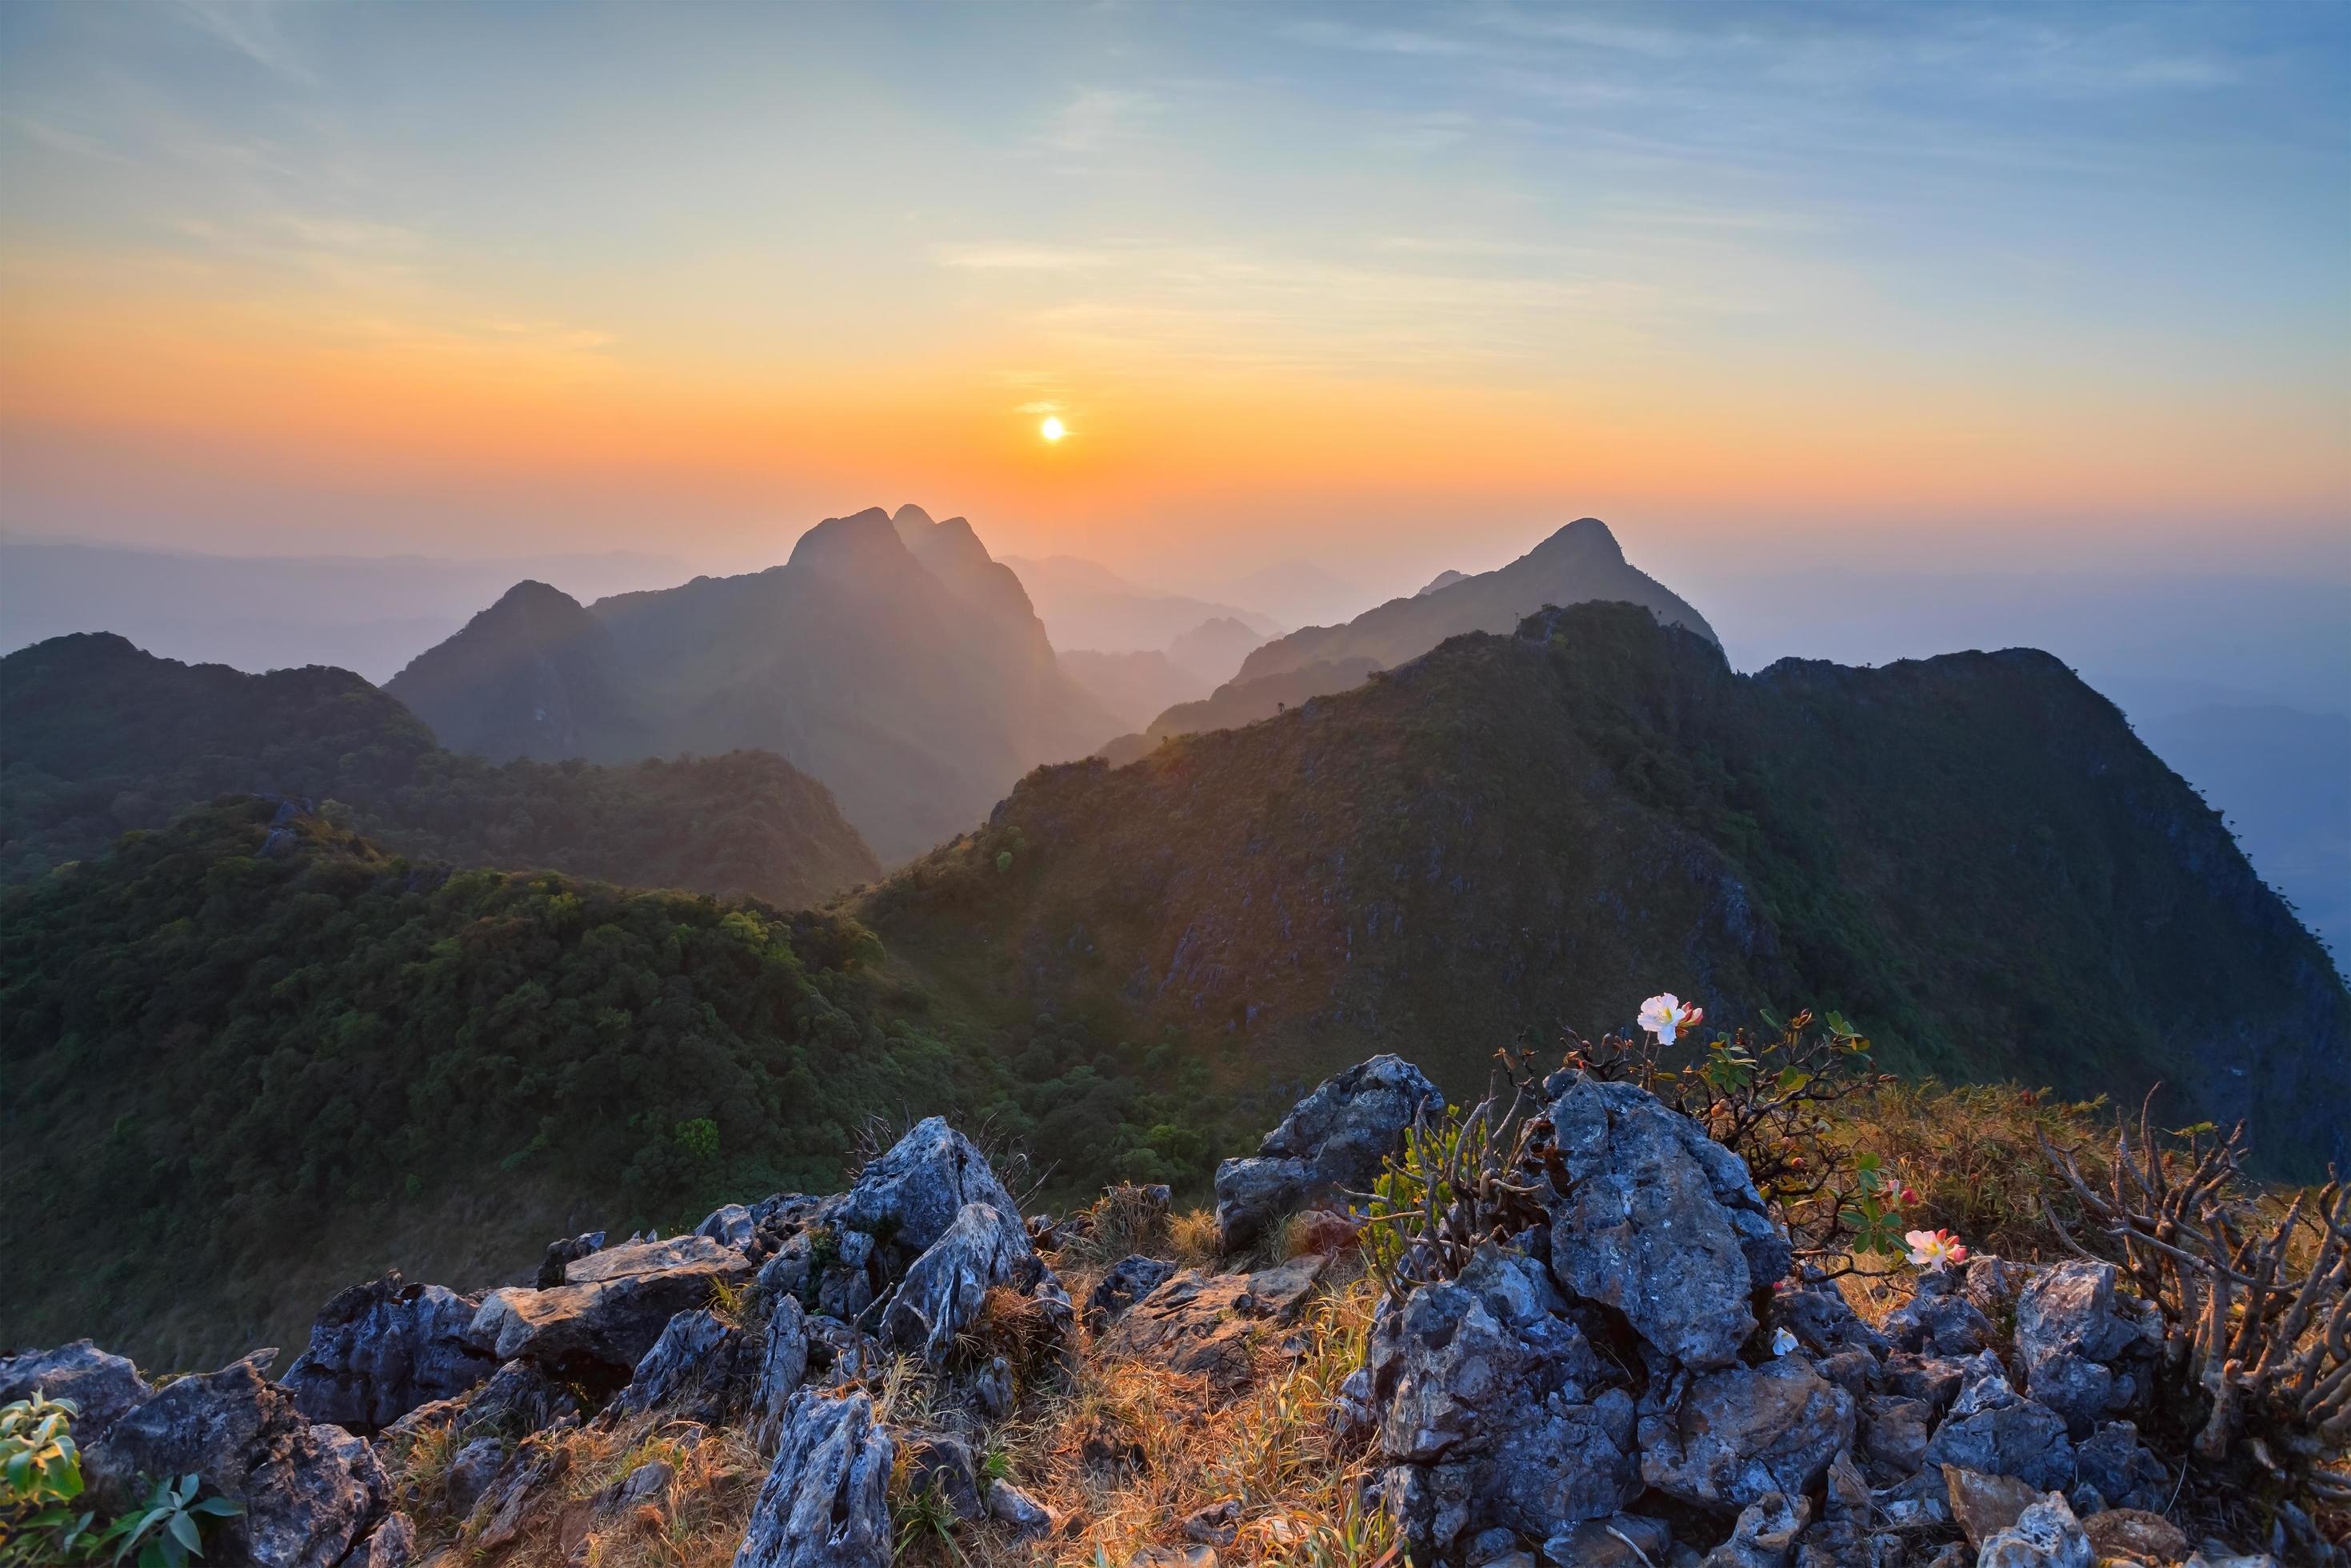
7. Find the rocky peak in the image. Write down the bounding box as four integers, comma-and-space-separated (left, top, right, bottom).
784, 506, 919, 583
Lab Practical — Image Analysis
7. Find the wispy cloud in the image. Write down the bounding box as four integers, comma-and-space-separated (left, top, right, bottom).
174, 0, 316, 86
933, 242, 1114, 272
1043, 88, 1160, 155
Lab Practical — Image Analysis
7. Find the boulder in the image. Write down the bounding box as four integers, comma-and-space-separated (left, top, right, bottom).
1773, 1277, 1890, 1362
614, 1308, 748, 1422
1098, 1254, 1328, 1390
1701, 1491, 1810, 1568
443, 1437, 506, 1518
1977, 1494, 2093, 1568
2013, 1261, 2158, 1434
733, 1390, 893, 1568
281, 1274, 498, 1431
750, 1294, 811, 1454
695, 1203, 756, 1250
1086, 1254, 1178, 1331
0, 1340, 152, 1443
83, 1354, 390, 1568
468, 1236, 751, 1377
1881, 1270, 1994, 1359
1859, 1394, 1935, 1474
986, 1478, 1055, 1538
1542, 1076, 1789, 1370
1214, 1055, 1443, 1251
2072, 1419, 2169, 1514
878, 1199, 1038, 1362
2081, 1510, 2190, 1566
1639, 1358, 1856, 1512
450, 1358, 578, 1438
836, 1118, 1022, 1258
534, 1230, 606, 1289
1942, 1466, 2045, 1549
1917, 1354, 2073, 1491
1883, 1352, 1965, 1412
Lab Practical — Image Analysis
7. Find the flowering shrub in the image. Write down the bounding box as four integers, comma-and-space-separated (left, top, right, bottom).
1904, 1228, 1969, 1269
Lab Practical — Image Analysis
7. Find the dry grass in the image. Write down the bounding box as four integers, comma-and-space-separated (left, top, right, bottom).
939, 1258, 1391, 1568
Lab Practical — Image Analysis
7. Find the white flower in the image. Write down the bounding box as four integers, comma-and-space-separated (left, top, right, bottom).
1906, 1228, 1970, 1270
1637, 992, 1704, 1046
1770, 1326, 1799, 1357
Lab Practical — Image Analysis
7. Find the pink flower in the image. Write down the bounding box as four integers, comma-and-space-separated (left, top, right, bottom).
1906, 1229, 1969, 1270
1899, 1186, 1920, 1207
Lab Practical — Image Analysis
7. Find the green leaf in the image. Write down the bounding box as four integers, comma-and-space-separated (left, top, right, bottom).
169, 1511, 203, 1555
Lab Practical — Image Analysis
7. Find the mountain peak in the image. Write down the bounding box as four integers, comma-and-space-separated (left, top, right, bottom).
788, 507, 919, 579
1523, 516, 1626, 566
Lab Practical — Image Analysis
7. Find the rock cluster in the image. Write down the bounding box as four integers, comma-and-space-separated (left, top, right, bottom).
1345, 1065, 2206, 1566
13, 1060, 2296, 1568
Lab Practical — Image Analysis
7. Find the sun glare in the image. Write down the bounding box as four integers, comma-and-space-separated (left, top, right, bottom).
1039, 416, 1066, 442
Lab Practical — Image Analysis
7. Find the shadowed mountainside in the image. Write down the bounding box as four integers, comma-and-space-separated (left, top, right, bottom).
870, 602, 2349, 1178
0, 632, 879, 906
389, 506, 1123, 862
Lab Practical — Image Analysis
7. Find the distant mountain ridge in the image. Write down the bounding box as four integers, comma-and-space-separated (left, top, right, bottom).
1238, 517, 1715, 683
1000, 554, 1281, 654
870, 602, 2349, 1178
390, 506, 1122, 861
0, 632, 879, 905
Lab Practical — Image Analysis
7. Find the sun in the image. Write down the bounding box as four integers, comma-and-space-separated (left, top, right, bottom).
1039, 416, 1066, 442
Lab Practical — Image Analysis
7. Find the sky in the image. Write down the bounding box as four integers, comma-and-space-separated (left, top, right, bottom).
2, 1, 2347, 590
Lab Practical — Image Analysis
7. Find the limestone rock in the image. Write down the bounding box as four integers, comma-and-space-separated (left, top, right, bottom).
986, 1478, 1056, 1538
2082, 1509, 2190, 1566
695, 1203, 756, 1250
1541, 1514, 1673, 1568
1942, 1466, 2045, 1549
1639, 1358, 1855, 1512
535, 1231, 606, 1289
837, 1117, 1022, 1258
83, 1354, 389, 1568
0, 1341, 152, 1443
1098, 1254, 1328, 1390
1977, 1494, 2093, 1568
443, 1438, 506, 1518
282, 1274, 497, 1431
450, 1358, 578, 1438
733, 1390, 893, 1568
1543, 1076, 1789, 1370
347, 1512, 413, 1568
878, 1199, 1037, 1361
1086, 1254, 1177, 1331
614, 1308, 747, 1422
1701, 1491, 1810, 1568
1881, 1271, 1994, 1360
2072, 1420, 2169, 1514
1859, 1394, 1934, 1474
2013, 1261, 2158, 1434
1917, 1354, 2073, 1491
750, 1294, 810, 1454
1214, 1054, 1443, 1251
468, 1237, 751, 1377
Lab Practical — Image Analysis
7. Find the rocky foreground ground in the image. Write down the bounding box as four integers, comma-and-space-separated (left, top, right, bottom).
3, 1056, 2330, 1568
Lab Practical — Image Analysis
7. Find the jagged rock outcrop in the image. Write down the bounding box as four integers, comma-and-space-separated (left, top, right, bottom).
733, 1390, 894, 1568
1214, 1054, 1443, 1250
2013, 1260, 2160, 1435
1919, 1352, 2075, 1491
1544, 1073, 1791, 1370
1639, 1356, 1856, 1511
1098, 1254, 1328, 1390
878, 1200, 1038, 1361
1086, 1254, 1177, 1331
281, 1273, 498, 1430
82, 1353, 398, 1568
0, 1340, 152, 1442
468, 1235, 752, 1378
613, 1308, 750, 1422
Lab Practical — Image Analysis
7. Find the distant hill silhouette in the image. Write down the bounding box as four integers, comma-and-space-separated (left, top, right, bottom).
1238, 517, 1714, 684
1417, 569, 1468, 596
1000, 554, 1279, 654
0, 633, 878, 905
872, 602, 2349, 1178
1059, 648, 1209, 733
1166, 615, 1271, 686
389, 507, 1123, 861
